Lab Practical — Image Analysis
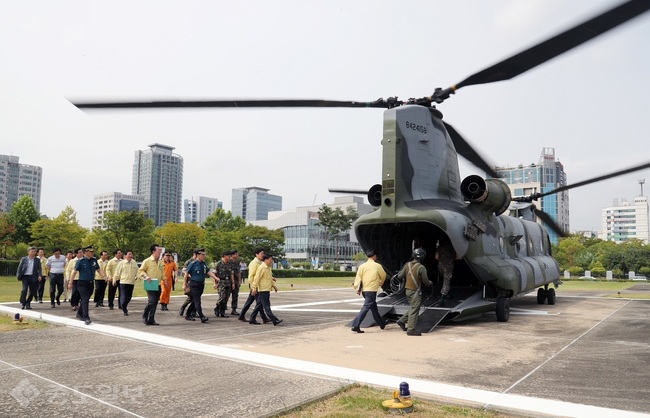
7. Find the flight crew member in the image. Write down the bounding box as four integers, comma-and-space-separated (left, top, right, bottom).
46, 247, 66, 307
115, 250, 139, 316
250, 254, 283, 326
350, 249, 387, 333
229, 250, 242, 316
396, 248, 432, 336
182, 248, 219, 323
179, 252, 198, 318
37, 248, 48, 303
93, 250, 109, 307
238, 247, 269, 323
106, 249, 123, 310
436, 236, 456, 305
69, 246, 106, 325
17, 246, 42, 310
214, 251, 234, 318
67, 248, 84, 310
139, 244, 164, 325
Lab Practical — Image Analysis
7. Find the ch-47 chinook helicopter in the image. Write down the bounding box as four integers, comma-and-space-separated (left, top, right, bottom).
73, 1, 650, 332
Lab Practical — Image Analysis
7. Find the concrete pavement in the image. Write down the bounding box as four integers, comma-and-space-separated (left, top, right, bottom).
1, 286, 649, 417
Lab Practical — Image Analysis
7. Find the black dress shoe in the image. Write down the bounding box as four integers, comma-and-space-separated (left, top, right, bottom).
220, 313, 229, 318
51, 304, 55, 308
397, 321, 407, 332
109, 306, 114, 310
95, 303, 99, 307
56, 298, 61, 305
380, 323, 386, 330
231, 310, 239, 315
200, 316, 209, 323
142, 318, 149, 325
238, 316, 247, 322
263, 319, 272, 324
273, 319, 283, 326
99, 303, 105, 307
179, 307, 185, 317
185, 316, 196, 321
249, 320, 261, 325
25, 305, 32, 310
39, 300, 43, 304
351, 327, 364, 333
149, 321, 159, 326
84, 319, 92, 325
123, 311, 129, 316
407, 330, 422, 336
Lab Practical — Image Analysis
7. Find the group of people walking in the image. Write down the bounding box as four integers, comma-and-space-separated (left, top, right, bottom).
16, 245, 283, 328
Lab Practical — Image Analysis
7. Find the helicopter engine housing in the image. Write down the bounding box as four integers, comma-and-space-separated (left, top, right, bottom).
461, 175, 511, 216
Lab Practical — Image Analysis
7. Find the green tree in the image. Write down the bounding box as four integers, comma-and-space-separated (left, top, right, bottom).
238, 225, 285, 262
30, 206, 88, 252
98, 211, 155, 260
0, 212, 15, 258
7, 195, 40, 244
201, 209, 247, 261
553, 236, 585, 270
154, 222, 205, 262
316, 204, 359, 263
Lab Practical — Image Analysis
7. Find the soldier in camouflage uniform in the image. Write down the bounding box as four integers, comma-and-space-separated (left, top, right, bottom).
214, 250, 234, 317
435, 236, 456, 305
229, 250, 242, 316
396, 248, 432, 336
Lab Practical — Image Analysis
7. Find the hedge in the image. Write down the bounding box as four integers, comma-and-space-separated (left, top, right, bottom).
272, 270, 355, 278
0, 260, 19, 276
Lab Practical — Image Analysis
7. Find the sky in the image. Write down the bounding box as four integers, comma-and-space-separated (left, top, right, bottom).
1, 1, 649, 231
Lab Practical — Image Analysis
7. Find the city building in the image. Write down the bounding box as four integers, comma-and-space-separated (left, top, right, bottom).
599, 195, 649, 244
251, 196, 373, 265
494, 147, 569, 244
92, 192, 146, 229
231, 187, 282, 221
184, 196, 223, 224
0, 154, 43, 213
132, 143, 183, 226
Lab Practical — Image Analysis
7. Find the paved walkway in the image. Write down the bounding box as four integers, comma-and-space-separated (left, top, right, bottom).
1, 288, 649, 417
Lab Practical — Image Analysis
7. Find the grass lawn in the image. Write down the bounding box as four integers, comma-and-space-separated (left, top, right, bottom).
0, 313, 50, 331
279, 384, 518, 418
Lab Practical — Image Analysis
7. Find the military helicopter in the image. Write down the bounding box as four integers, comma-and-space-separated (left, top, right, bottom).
73, 1, 650, 332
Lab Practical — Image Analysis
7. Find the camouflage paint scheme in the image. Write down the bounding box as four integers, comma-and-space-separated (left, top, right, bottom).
354, 105, 560, 322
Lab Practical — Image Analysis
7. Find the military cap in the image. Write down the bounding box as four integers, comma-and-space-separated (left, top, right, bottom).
193, 248, 205, 255
221, 250, 232, 257
83, 245, 95, 252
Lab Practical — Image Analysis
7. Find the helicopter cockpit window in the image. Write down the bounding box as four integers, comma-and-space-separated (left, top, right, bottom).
499, 236, 504, 254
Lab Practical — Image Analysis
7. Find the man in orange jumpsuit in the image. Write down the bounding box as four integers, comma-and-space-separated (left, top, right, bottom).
160, 252, 177, 311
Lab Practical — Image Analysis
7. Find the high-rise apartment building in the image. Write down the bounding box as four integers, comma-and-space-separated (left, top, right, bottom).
494, 147, 569, 244
92, 192, 146, 229
0, 155, 43, 213
231, 187, 282, 221
132, 144, 183, 226
184, 196, 223, 224
599, 196, 649, 244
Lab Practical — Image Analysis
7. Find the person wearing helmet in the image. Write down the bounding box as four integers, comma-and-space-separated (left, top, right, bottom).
395, 248, 432, 336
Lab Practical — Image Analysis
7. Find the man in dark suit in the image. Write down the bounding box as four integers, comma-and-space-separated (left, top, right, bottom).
16, 246, 42, 310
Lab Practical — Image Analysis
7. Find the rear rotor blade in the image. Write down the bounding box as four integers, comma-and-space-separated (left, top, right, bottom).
444, 122, 498, 178
534, 208, 568, 238
433, 0, 650, 103
73, 98, 395, 110
329, 188, 367, 195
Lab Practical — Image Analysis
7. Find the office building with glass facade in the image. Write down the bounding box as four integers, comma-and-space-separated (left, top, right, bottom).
184, 196, 222, 224
0, 154, 42, 213
231, 187, 282, 221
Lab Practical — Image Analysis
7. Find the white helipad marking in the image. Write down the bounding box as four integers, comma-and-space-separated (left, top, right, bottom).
1, 305, 648, 418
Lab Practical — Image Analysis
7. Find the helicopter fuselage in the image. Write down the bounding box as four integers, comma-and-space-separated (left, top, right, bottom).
354, 105, 560, 321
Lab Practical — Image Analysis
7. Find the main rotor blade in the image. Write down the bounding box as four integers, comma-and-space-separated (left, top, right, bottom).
534, 208, 568, 238
433, 0, 650, 102
444, 122, 498, 178
73, 99, 393, 110
538, 161, 650, 198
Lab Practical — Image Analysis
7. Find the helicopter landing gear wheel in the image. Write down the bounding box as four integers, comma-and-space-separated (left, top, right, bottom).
495, 297, 510, 322
537, 288, 547, 304
547, 288, 556, 305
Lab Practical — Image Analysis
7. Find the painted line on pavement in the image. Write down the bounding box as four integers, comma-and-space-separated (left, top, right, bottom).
1, 305, 648, 418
